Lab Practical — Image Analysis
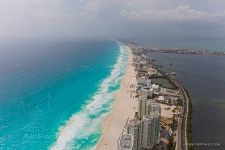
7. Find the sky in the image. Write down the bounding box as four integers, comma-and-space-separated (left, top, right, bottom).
0, 0, 225, 40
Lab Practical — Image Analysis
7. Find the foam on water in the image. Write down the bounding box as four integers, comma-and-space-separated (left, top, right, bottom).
50, 43, 129, 150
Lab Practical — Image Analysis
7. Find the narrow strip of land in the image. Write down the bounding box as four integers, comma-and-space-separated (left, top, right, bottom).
96, 47, 138, 150
141, 47, 225, 56
128, 41, 192, 150
169, 77, 189, 150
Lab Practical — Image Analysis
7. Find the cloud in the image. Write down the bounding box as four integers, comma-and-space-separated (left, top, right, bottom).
0, 0, 224, 39
120, 4, 225, 23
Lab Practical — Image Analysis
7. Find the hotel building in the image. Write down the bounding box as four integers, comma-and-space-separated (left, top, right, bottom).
138, 97, 161, 119
140, 113, 160, 149
127, 119, 141, 150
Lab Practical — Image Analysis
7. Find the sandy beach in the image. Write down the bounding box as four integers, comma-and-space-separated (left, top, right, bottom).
96, 47, 138, 150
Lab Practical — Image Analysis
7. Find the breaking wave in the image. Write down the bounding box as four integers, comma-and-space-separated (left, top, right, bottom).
50, 43, 129, 150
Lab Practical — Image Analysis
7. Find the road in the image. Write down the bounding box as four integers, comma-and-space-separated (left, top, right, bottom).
169, 75, 189, 150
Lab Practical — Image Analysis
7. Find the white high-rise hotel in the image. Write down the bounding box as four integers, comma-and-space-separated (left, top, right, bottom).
138, 96, 160, 119
127, 95, 161, 150
127, 118, 141, 150
140, 113, 160, 149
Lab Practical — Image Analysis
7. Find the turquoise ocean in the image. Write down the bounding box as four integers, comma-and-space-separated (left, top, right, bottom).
0, 39, 128, 150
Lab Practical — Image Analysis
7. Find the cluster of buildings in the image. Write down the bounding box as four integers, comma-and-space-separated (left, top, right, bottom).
128, 85, 161, 150
118, 81, 161, 150
147, 47, 225, 56
118, 44, 182, 150
118, 47, 161, 150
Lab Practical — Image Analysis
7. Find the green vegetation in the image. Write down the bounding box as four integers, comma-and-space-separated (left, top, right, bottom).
150, 73, 178, 90
183, 87, 194, 150
171, 118, 178, 131
151, 78, 174, 89
176, 98, 183, 106
168, 136, 176, 150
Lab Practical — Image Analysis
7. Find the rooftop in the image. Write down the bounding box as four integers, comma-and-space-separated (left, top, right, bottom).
118, 134, 133, 150
128, 118, 140, 127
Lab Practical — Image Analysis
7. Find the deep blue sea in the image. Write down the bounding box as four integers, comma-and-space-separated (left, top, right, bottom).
0, 39, 128, 150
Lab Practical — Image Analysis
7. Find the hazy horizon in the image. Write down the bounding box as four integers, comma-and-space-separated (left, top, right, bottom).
0, 0, 225, 40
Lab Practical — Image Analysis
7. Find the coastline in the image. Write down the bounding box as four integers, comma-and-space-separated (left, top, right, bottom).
50, 42, 128, 150
183, 86, 193, 150
154, 64, 191, 150
96, 46, 138, 150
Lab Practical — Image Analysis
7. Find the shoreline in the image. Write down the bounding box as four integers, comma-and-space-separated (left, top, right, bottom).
152, 59, 191, 150
96, 43, 192, 150
130, 42, 192, 150
96, 46, 138, 150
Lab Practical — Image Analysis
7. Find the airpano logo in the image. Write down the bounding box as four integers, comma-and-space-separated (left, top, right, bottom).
21, 91, 55, 143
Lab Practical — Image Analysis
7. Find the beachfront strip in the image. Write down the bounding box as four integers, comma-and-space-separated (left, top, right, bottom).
118, 43, 185, 150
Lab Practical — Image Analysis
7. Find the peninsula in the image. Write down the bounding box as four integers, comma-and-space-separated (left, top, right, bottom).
97, 42, 192, 150
128, 41, 225, 57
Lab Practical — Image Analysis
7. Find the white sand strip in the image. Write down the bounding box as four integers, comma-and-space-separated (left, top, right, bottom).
96, 47, 138, 150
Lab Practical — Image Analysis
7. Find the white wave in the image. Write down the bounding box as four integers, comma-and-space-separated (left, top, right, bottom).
50, 43, 129, 150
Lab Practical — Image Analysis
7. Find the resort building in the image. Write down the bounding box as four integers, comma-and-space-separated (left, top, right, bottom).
148, 101, 161, 114
152, 84, 159, 90
160, 88, 179, 96
140, 113, 161, 149
139, 87, 153, 99
137, 77, 147, 86
138, 98, 161, 119
127, 119, 141, 150
138, 77, 151, 86
158, 96, 165, 102
146, 79, 151, 87
118, 134, 133, 150
138, 96, 148, 118
137, 97, 161, 149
